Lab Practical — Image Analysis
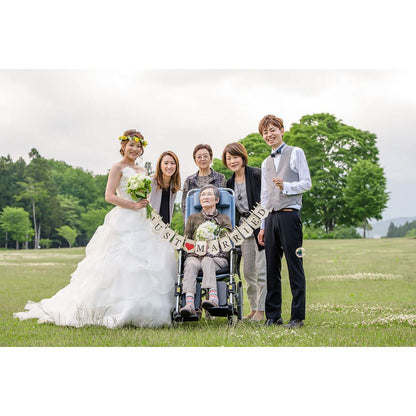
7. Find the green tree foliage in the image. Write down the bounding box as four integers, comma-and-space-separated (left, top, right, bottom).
344, 159, 389, 238
0, 149, 111, 248
24, 149, 64, 240
0, 155, 27, 211
387, 222, 396, 237
49, 160, 105, 207
284, 113, 386, 232
0, 207, 33, 249
14, 177, 49, 249
57, 194, 85, 228
79, 208, 108, 243
39, 238, 52, 248
303, 225, 361, 239
405, 228, 416, 238
386, 220, 416, 238
170, 202, 184, 233
241, 133, 270, 168
56, 225, 78, 248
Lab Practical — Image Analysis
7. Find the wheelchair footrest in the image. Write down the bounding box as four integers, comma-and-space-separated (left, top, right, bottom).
204, 305, 232, 317
172, 310, 202, 322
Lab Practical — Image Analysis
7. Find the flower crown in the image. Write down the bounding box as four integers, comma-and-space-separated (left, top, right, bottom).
118, 135, 148, 147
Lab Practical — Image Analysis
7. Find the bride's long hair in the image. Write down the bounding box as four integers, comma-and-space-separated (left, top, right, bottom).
155, 151, 181, 194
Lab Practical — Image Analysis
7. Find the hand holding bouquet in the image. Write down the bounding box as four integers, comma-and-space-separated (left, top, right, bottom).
127, 173, 153, 218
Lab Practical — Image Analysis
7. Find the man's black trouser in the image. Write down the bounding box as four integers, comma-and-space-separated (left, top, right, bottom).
264, 210, 306, 321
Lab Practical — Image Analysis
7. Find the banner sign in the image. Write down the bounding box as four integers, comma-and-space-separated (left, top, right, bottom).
147, 203, 269, 252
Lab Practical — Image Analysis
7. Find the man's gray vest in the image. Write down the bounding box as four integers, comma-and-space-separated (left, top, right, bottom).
265, 145, 303, 211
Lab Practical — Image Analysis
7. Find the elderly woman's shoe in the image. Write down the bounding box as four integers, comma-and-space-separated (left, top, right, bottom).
180, 304, 196, 316
201, 299, 218, 309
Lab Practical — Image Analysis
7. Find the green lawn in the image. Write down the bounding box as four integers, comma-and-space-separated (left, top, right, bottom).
1, 238, 415, 347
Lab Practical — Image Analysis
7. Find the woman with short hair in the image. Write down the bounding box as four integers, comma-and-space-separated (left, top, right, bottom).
181, 144, 226, 218
222, 142, 267, 322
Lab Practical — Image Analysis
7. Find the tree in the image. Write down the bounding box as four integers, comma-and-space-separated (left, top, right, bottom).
170, 203, 184, 233
39, 238, 52, 248
57, 194, 85, 228
79, 208, 108, 242
14, 177, 48, 249
0, 155, 27, 212
387, 222, 397, 238
0, 207, 33, 249
344, 160, 389, 238
49, 160, 101, 207
284, 113, 384, 232
387, 220, 416, 238
56, 225, 78, 248
240, 133, 270, 168
23, 149, 64, 241
405, 228, 416, 238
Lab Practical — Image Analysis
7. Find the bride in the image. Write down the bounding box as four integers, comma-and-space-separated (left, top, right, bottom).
14, 129, 176, 328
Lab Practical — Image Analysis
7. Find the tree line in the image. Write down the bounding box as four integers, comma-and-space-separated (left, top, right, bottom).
0, 148, 110, 249
386, 221, 416, 238
0, 113, 390, 248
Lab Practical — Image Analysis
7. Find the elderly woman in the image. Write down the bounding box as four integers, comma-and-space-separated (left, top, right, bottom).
149, 151, 181, 224
180, 184, 232, 317
181, 144, 226, 218
222, 142, 267, 322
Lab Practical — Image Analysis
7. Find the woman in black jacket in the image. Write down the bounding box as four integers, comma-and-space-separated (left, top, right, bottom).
222, 142, 267, 322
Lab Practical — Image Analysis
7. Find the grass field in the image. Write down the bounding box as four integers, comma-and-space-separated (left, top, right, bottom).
1, 238, 415, 347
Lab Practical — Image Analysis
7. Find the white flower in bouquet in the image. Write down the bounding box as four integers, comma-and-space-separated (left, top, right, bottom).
195, 221, 221, 241
127, 173, 153, 217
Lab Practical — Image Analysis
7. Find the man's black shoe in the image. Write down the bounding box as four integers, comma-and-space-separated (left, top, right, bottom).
264, 318, 284, 326
283, 319, 304, 329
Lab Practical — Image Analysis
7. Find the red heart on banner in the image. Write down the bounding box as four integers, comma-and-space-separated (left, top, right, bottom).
185, 242, 195, 251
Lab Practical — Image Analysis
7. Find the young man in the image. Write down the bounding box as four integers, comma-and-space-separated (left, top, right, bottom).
257, 115, 312, 328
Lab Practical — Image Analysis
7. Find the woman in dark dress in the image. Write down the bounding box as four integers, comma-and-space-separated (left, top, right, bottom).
222, 142, 267, 322
150, 151, 181, 223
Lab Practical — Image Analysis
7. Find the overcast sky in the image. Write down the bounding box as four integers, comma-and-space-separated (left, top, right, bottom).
1, 69, 415, 221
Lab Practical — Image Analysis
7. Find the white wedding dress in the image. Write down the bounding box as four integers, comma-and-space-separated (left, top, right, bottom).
14, 167, 176, 328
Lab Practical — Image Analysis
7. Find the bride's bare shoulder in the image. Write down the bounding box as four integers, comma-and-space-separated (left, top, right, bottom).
109, 162, 124, 174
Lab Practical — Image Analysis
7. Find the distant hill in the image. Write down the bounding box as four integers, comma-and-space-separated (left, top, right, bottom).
357, 217, 416, 238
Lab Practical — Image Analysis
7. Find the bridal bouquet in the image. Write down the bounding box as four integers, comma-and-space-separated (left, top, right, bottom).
195, 221, 221, 241
127, 173, 153, 218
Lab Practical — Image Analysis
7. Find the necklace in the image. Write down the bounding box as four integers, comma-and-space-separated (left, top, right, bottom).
236, 181, 245, 201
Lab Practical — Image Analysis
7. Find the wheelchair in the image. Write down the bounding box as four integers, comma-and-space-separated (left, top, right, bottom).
171, 188, 243, 325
